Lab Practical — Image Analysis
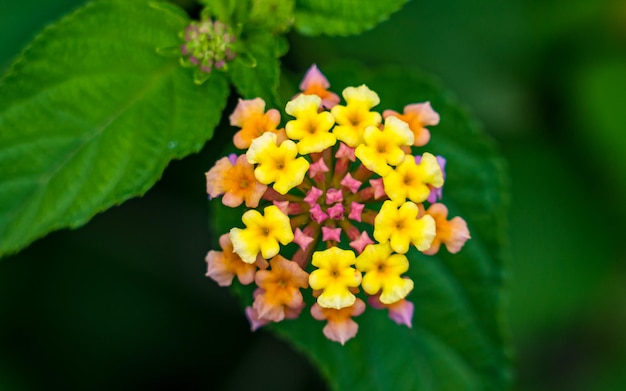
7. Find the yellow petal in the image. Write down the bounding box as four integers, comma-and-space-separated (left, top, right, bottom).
317, 285, 356, 309
247, 132, 277, 164
229, 227, 259, 264
273, 156, 310, 194
380, 277, 414, 305
412, 214, 436, 251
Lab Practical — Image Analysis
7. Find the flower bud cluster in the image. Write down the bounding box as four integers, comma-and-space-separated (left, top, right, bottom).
180, 18, 235, 74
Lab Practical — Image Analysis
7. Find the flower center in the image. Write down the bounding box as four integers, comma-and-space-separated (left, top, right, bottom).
349, 114, 361, 127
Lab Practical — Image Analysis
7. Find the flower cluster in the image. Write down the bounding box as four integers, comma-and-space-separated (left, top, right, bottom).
205, 65, 470, 344
180, 17, 236, 83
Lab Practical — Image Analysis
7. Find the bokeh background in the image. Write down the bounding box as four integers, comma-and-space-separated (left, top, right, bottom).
2, 0, 626, 390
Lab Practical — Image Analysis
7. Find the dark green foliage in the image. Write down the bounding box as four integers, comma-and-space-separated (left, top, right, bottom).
0, 2, 512, 390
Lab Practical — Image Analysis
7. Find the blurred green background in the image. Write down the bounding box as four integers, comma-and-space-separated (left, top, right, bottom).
2, 0, 626, 390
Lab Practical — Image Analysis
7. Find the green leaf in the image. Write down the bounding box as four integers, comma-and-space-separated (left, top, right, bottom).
199, 0, 240, 23
248, 0, 295, 33
201, 0, 294, 33
294, 0, 409, 36
229, 31, 286, 107
0, 0, 230, 257
212, 62, 511, 390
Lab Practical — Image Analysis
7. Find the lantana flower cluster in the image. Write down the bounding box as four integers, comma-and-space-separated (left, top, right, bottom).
205, 65, 470, 344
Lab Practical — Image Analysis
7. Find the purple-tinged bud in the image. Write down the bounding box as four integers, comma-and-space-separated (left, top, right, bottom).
340, 173, 362, 194
321, 227, 342, 242
309, 158, 329, 178
387, 299, 414, 328
294, 228, 314, 250
369, 178, 386, 199
335, 143, 356, 161
327, 204, 344, 220
349, 231, 374, 254
348, 202, 365, 222
325, 188, 343, 204
272, 200, 290, 215
304, 187, 323, 207
310, 204, 328, 224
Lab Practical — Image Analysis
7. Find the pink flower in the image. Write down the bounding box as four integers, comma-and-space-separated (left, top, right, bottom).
298, 64, 341, 109
311, 299, 366, 345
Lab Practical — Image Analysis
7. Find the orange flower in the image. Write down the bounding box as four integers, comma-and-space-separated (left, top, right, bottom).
205, 234, 268, 286
253, 256, 309, 322
230, 98, 283, 149
383, 102, 440, 147
298, 64, 340, 109
422, 203, 471, 255
311, 298, 366, 345
205, 154, 267, 208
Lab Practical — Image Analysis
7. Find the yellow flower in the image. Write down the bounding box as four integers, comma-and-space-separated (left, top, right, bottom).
354, 116, 414, 177
246, 132, 310, 195
374, 200, 436, 254
285, 94, 336, 154
309, 247, 362, 309
331, 85, 382, 147
383, 152, 444, 204
229, 205, 294, 264
356, 243, 414, 304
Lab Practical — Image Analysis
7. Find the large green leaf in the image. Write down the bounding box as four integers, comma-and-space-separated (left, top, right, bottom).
293, 0, 409, 36
212, 62, 511, 390
0, 0, 230, 257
